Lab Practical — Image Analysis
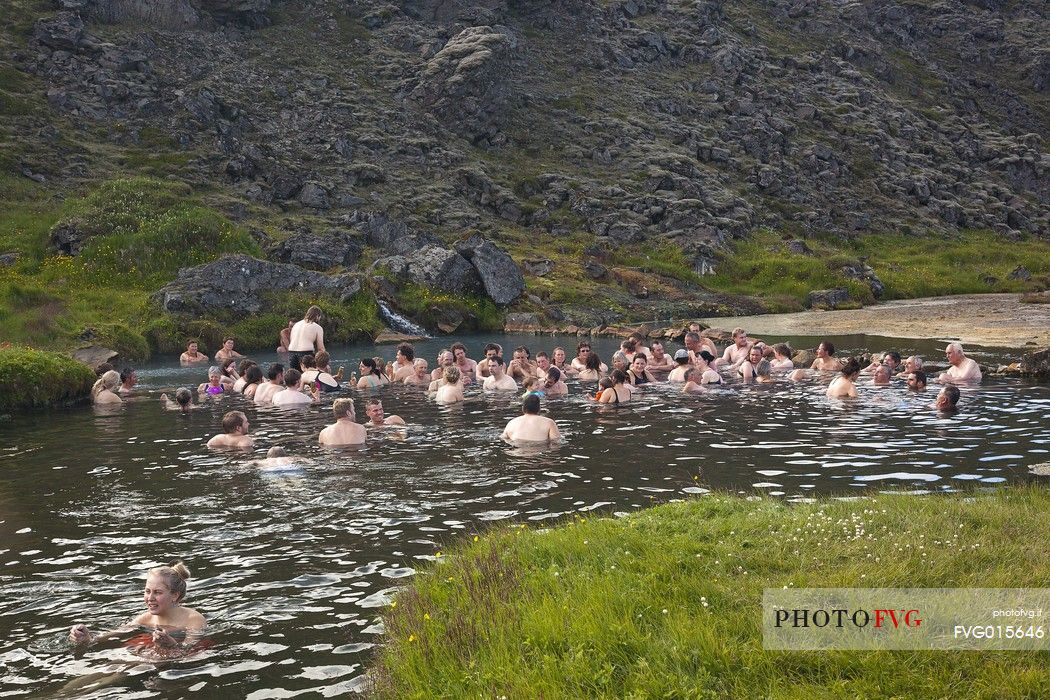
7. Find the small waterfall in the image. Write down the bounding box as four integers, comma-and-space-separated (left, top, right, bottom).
376, 300, 430, 337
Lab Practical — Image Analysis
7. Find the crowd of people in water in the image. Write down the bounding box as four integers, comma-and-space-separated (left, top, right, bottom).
89, 306, 983, 452
71, 306, 988, 658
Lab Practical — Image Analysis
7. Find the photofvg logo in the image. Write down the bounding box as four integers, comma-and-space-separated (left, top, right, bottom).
763, 589, 1050, 650
774, 607, 923, 630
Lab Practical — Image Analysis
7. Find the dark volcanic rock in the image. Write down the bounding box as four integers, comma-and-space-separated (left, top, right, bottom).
583, 260, 608, 280
33, 12, 85, 50
1020, 347, 1050, 379
47, 221, 90, 256
269, 232, 362, 271
455, 235, 525, 305
1008, 265, 1032, 281
806, 288, 851, 310
153, 254, 361, 316
375, 245, 482, 295
523, 258, 554, 276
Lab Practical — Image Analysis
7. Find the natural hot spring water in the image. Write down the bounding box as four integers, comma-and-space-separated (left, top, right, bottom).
1, 333, 1047, 696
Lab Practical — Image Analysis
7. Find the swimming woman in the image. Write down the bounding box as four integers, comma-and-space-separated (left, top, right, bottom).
69, 561, 206, 652
597, 369, 634, 404
357, 358, 391, 389
576, 351, 605, 382
92, 370, 123, 405
198, 367, 227, 396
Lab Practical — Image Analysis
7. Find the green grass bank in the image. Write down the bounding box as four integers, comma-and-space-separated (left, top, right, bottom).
371, 488, 1050, 699
0, 346, 95, 411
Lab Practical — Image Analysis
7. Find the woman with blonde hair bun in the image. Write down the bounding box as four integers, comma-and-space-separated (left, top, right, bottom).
91, 370, 122, 405
69, 560, 206, 651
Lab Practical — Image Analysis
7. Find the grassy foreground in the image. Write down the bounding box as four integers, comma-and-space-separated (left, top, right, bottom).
371, 488, 1050, 699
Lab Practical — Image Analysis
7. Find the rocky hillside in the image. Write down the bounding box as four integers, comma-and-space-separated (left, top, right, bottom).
2, 0, 1048, 332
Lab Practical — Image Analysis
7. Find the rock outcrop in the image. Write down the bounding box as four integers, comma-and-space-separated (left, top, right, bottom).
153, 254, 361, 316
455, 235, 525, 306
410, 25, 518, 145
374, 245, 482, 295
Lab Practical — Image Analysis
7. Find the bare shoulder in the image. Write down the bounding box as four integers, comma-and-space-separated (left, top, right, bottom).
181, 607, 207, 629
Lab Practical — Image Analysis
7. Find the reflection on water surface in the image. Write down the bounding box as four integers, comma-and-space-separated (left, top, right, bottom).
0, 334, 1047, 695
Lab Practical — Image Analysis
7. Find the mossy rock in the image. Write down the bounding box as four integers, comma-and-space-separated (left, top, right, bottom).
142, 315, 184, 354
388, 283, 502, 333
228, 313, 289, 352
0, 347, 95, 412
85, 323, 151, 361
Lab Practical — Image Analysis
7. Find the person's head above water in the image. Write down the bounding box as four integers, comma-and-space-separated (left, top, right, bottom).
221, 411, 249, 435
873, 365, 892, 384
937, 384, 961, 412
332, 398, 355, 419
146, 561, 191, 608
266, 446, 288, 458
817, 340, 836, 357
522, 393, 541, 415
907, 371, 927, 391
360, 357, 383, 377
174, 387, 193, 406
674, 349, 690, 366
304, 305, 322, 322
92, 370, 120, 396
267, 363, 284, 382
444, 366, 461, 384
244, 365, 264, 386
366, 398, 385, 422
840, 358, 861, 378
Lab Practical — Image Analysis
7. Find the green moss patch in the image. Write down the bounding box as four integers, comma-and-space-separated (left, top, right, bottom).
390, 283, 503, 333
372, 488, 1050, 699
0, 346, 95, 412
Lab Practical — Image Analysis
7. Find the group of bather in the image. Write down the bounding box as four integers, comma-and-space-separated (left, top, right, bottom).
67, 313, 987, 661
89, 306, 982, 448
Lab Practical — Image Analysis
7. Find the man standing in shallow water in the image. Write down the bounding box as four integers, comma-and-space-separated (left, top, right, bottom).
319, 399, 366, 446
207, 411, 253, 449
501, 394, 561, 443
811, 340, 844, 372
365, 399, 406, 427
715, 328, 752, 371
938, 342, 982, 383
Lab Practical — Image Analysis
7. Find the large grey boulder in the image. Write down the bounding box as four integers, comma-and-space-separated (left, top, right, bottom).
455, 235, 524, 306
33, 13, 85, 50
375, 245, 482, 294
268, 232, 362, 271
153, 254, 360, 317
